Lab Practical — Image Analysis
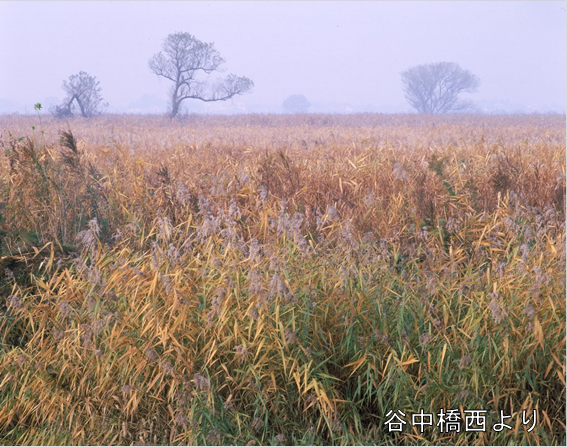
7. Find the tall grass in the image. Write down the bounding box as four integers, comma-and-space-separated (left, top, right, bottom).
0, 113, 564, 445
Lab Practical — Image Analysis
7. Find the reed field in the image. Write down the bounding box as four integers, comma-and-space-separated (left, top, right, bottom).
0, 113, 564, 445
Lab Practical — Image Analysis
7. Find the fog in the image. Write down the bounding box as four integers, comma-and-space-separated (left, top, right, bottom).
0, 1, 565, 114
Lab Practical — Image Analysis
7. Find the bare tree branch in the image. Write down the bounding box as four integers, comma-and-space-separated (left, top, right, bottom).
149, 32, 254, 118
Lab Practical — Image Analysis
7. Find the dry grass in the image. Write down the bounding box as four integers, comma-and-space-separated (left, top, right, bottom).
0, 113, 565, 445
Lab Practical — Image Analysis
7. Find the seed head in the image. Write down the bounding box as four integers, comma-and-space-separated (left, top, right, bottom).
228, 198, 241, 221
248, 239, 261, 265
284, 328, 297, 345
393, 162, 409, 181
178, 389, 193, 407
176, 182, 190, 207
206, 429, 222, 445
325, 204, 340, 221
121, 385, 135, 394
331, 413, 342, 432
523, 304, 536, 318
252, 417, 263, 431
445, 217, 460, 233
234, 345, 251, 361
159, 361, 174, 376
417, 226, 429, 241
193, 373, 210, 391
16, 354, 26, 368
374, 329, 390, 346
459, 355, 472, 369
8, 294, 23, 311
91, 318, 106, 335
211, 288, 226, 314
81, 324, 93, 348
88, 217, 101, 235
167, 244, 180, 265
145, 348, 159, 362
457, 390, 472, 400
248, 268, 263, 295
248, 306, 260, 320
419, 333, 432, 347
433, 318, 443, 330
489, 292, 507, 324
53, 329, 64, 340
270, 273, 288, 298
307, 394, 318, 405
174, 412, 189, 426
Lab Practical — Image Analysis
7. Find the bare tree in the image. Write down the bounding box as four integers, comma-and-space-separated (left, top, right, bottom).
54, 71, 107, 118
401, 62, 480, 114
149, 32, 254, 118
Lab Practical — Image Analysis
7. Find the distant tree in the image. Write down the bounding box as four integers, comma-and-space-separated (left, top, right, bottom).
401, 62, 480, 114
149, 32, 254, 118
54, 71, 107, 118
282, 94, 311, 113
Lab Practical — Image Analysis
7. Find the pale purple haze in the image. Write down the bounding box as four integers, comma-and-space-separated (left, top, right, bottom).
0, 1, 565, 114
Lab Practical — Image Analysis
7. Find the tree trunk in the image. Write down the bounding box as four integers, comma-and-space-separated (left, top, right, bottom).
169, 101, 180, 118
169, 83, 183, 118
71, 95, 88, 118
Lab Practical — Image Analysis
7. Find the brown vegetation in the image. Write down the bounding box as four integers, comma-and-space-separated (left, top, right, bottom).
0, 113, 565, 445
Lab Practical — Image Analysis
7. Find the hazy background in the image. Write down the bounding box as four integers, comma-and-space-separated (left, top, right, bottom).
0, 1, 565, 115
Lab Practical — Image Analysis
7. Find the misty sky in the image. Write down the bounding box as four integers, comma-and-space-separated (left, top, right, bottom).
0, 1, 565, 114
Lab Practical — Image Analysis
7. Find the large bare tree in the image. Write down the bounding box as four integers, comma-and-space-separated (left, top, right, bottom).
54, 71, 107, 118
149, 32, 253, 118
401, 62, 480, 114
